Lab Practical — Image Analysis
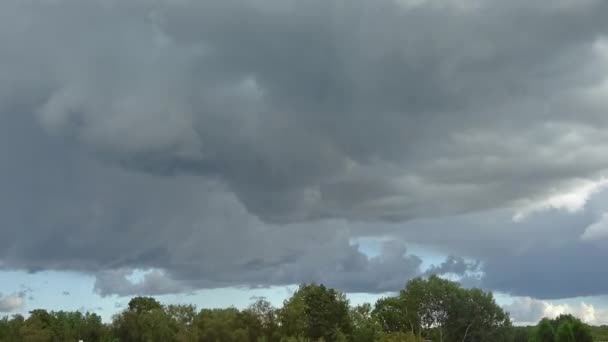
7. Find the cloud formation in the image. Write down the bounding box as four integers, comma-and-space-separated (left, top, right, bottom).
1, 0, 608, 299
505, 297, 607, 325
0, 292, 25, 313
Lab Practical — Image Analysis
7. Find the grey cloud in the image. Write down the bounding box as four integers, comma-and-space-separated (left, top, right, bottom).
0, 292, 26, 313
92, 229, 425, 296
481, 237, 608, 299
94, 269, 190, 297
271, 240, 424, 293
4, 0, 608, 222
1, 0, 608, 299
478, 189, 608, 299
503, 297, 548, 324
423, 255, 479, 277
371, 187, 608, 299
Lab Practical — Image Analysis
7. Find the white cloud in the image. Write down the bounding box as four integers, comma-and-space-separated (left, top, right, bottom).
514, 178, 608, 221
0, 292, 25, 313
506, 296, 608, 325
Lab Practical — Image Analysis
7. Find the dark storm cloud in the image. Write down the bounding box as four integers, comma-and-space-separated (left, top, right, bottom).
482, 243, 608, 299
7, 0, 608, 222
373, 187, 608, 299
1, 0, 608, 298
479, 188, 608, 299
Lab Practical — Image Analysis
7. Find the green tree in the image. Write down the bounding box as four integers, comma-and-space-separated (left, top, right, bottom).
197, 307, 260, 342
447, 287, 512, 341
512, 326, 531, 342
536, 318, 555, 342
80, 312, 109, 341
279, 283, 352, 341
20, 310, 53, 342
569, 319, 593, 342
539, 314, 592, 342
400, 275, 458, 340
398, 275, 511, 342
166, 304, 198, 341
246, 297, 281, 342
555, 322, 574, 342
49, 311, 88, 341
0, 314, 25, 342
113, 297, 173, 342
127, 296, 163, 314
372, 297, 414, 334
350, 303, 381, 342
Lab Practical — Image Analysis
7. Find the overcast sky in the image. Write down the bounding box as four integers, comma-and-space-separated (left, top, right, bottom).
2, 0, 608, 324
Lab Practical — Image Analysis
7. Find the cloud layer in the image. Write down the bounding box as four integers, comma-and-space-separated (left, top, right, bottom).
1, 0, 608, 299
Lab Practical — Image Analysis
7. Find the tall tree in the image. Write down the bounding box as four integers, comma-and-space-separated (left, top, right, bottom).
399, 276, 511, 342
113, 296, 172, 342
351, 303, 381, 342
548, 314, 593, 342
127, 296, 163, 314
447, 287, 512, 341
20, 310, 53, 342
372, 297, 414, 335
0, 314, 24, 342
512, 326, 532, 342
556, 322, 574, 342
280, 283, 353, 341
569, 319, 593, 342
166, 304, 198, 341
536, 318, 556, 342
400, 275, 458, 340
246, 297, 281, 342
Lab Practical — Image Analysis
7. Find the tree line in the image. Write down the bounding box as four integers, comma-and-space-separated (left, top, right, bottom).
0, 275, 599, 341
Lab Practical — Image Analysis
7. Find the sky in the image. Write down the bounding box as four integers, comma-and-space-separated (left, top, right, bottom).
2, 0, 608, 325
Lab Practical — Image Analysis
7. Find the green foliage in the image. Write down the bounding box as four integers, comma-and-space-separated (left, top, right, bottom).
351, 303, 381, 342
589, 324, 608, 341
531, 314, 593, 342
197, 308, 250, 342
447, 287, 512, 341
127, 296, 163, 313
555, 321, 574, 342
377, 331, 421, 342
395, 275, 511, 341
512, 326, 532, 342
0, 280, 603, 342
567, 317, 593, 342
529, 314, 594, 342
113, 304, 173, 342
166, 304, 199, 341
536, 318, 556, 342
0, 314, 24, 341
0, 310, 110, 342
247, 297, 281, 342
279, 283, 352, 342
372, 297, 412, 334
